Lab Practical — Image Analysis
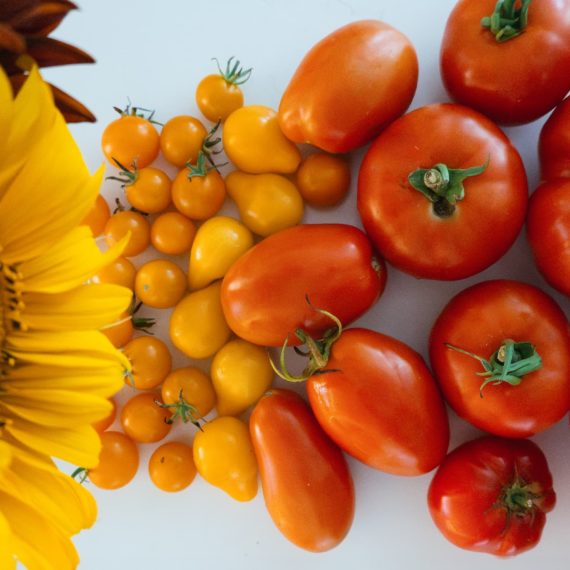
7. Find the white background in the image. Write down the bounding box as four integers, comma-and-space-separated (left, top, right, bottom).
42, 0, 570, 568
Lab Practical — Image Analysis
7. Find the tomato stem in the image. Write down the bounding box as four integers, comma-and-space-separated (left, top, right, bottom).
155, 391, 203, 430
445, 339, 542, 397
481, 0, 532, 42
71, 467, 89, 484
408, 158, 489, 218
213, 56, 253, 85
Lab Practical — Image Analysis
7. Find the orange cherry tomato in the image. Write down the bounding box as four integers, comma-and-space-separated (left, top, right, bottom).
171, 167, 226, 220
101, 111, 160, 168
92, 399, 117, 433
160, 115, 207, 167
151, 211, 196, 255
123, 336, 172, 390
134, 259, 187, 309
296, 153, 351, 207
120, 393, 172, 443
104, 210, 151, 257
81, 194, 110, 236
196, 57, 252, 122
88, 431, 139, 490
148, 441, 197, 492
122, 166, 171, 214
91, 256, 136, 289
101, 312, 133, 348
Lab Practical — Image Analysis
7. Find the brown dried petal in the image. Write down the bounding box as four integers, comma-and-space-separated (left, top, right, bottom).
9, 1, 78, 36
0, 22, 26, 53
0, 0, 40, 23
25, 36, 94, 67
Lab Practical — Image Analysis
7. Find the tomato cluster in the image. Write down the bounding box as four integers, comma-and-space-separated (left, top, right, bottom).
81, 0, 570, 559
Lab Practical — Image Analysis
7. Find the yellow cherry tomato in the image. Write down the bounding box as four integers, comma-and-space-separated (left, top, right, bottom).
211, 339, 274, 416
296, 153, 351, 207
123, 336, 172, 390
120, 393, 172, 444
100, 311, 133, 348
160, 115, 207, 168
193, 416, 258, 502
188, 216, 253, 290
148, 441, 197, 493
116, 165, 171, 214
196, 57, 251, 122
91, 256, 136, 289
81, 194, 110, 237
169, 281, 230, 359
223, 105, 301, 174
104, 210, 150, 257
135, 259, 187, 309
151, 212, 196, 255
225, 171, 304, 236
92, 399, 117, 433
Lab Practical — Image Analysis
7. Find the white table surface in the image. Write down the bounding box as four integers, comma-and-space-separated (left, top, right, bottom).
41, 0, 570, 568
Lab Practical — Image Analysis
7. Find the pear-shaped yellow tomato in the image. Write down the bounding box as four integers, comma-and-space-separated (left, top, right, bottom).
211, 339, 274, 416
169, 281, 230, 359
223, 105, 301, 174
225, 171, 304, 237
193, 416, 258, 501
188, 216, 254, 290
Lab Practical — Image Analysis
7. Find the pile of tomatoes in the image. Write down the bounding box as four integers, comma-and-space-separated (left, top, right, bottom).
80, 0, 570, 559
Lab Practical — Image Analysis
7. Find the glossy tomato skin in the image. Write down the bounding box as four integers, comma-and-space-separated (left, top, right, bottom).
539, 96, 570, 181
429, 280, 570, 437
358, 104, 527, 280
307, 329, 449, 475
221, 224, 386, 346
279, 20, 418, 153
250, 389, 354, 553
428, 436, 556, 556
441, 0, 570, 125
527, 178, 570, 296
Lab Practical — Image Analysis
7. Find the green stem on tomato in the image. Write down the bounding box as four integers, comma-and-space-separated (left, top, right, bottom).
481, 0, 532, 42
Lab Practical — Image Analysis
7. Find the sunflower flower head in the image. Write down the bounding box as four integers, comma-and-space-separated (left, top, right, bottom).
0, 67, 132, 569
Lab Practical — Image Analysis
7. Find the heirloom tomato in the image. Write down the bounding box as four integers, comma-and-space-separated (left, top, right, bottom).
539, 96, 570, 181
527, 178, 570, 296
440, 0, 570, 125
148, 442, 197, 493
358, 103, 527, 280
279, 20, 418, 153
250, 389, 354, 552
221, 224, 386, 346
429, 280, 570, 437
428, 436, 556, 556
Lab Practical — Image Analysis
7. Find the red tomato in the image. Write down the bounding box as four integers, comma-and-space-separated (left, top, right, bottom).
220, 224, 386, 346
358, 103, 527, 280
279, 20, 418, 153
429, 280, 570, 437
305, 328, 449, 475
527, 178, 570, 296
250, 389, 354, 553
539, 96, 570, 181
440, 0, 570, 125
428, 436, 556, 556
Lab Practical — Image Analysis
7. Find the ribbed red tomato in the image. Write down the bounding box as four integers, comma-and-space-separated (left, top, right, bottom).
539, 96, 570, 181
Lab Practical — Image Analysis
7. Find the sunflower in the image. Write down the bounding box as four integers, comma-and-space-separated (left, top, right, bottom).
0, 67, 132, 568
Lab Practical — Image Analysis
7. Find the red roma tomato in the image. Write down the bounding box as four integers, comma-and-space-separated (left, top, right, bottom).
279, 20, 418, 153
527, 178, 570, 296
539, 96, 570, 181
305, 329, 449, 475
429, 280, 570, 438
358, 103, 527, 280
250, 389, 354, 553
221, 224, 386, 346
440, 0, 570, 125
428, 436, 556, 556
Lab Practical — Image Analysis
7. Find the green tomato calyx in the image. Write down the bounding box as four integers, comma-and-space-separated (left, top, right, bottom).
213, 56, 253, 85
481, 0, 532, 43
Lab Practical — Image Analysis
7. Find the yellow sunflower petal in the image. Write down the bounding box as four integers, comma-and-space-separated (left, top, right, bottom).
18, 227, 129, 293
4, 421, 101, 468
21, 284, 132, 331
0, 441, 12, 472
0, 510, 16, 570
1, 389, 113, 427
0, 491, 79, 570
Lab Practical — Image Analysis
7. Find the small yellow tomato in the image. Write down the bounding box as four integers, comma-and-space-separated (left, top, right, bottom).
223, 105, 301, 174
225, 171, 304, 236
123, 166, 171, 214
296, 153, 351, 207
92, 399, 117, 433
81, 194, 110, 237
135, 259, 187, 309
123, 336, 172, 390
169, 281, 230, 359
160, 115, 207, 168
211, 339, 274, 416
151, 212, 196, 255
193, 416, 258, 502
149, 441, 197, 493
91, 256, 136, 289
188, 216, 254, 290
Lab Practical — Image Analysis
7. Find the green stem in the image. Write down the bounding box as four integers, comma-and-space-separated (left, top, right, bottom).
481, 0, 532, 42
155, 391, 203, 430
213, 56, 253, 85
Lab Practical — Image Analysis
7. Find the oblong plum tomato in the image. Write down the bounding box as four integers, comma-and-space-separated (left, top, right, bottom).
250, 389, 354, 553
539, 96, 570, 181
220, 223, 386, 346
527, 178, 570, 296
428, 436, 556, 556
440, 0, 570, 125
302, 328, 449, 475
358, 103, 527, 280
279, 20, 418, 153
429, 280, 570, 437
